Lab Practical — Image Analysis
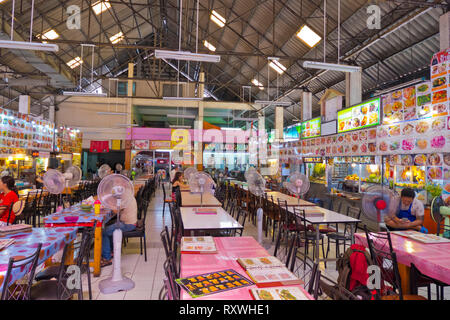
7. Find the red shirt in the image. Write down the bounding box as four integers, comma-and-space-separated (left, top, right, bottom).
0, 191, 19, 224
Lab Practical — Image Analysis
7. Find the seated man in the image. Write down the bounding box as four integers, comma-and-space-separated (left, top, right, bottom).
101, 192, 138, 267
384, 188, 427, 233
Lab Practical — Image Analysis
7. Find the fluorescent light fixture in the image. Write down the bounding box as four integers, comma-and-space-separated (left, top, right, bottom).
254, 100, 292, 106
96, 112, 127, 115
203, 40, 216, 52
221, 127, 242, 131
92, 0, 111, 15
169, 125, 192, 129
155, 149, 173, 153
268, 59, 286, 74
302, 61, 361, 73
66, 56, 83, 69
116, 123, 138, 127
155, 50, 220, 63
163, 97, 202, 101
296, 25, 321, 48
211, 10, 226, 28
63, 91, 107, 97
110, 31, 124, 44
251, 79, 264, 90
167, 114, 197, 119
0, 40, 58, 52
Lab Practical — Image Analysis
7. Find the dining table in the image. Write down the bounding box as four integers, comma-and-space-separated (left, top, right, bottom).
266, 191, 316, 207
0, 227, 78, 293
355, 232, 450, 294
181, 192, 222, 207
43, 204, 114, 277
287, 206, 361, 265
180, 207, 243, 236
180, 236, 314, 300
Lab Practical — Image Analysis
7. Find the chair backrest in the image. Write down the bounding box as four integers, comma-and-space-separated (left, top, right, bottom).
363, 226, 402, 299
346, 206, 362, 230
235, 208, 247, 235
273, 225, 297, 268
161, 226, 172, 260
1, 243, 42, 300
163, 254, 180, 300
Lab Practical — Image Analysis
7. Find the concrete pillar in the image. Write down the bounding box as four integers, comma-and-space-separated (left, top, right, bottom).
194, 101, 204, 170
19, 95, 30, 114
198, 72, 205, 99
345, 71, 362, 107
302, 91, 312, 121
49, 105, 55, 122
127, 62, 134, 97
258, 115, 267, 166
275, 106, 284, 142
440, 12, 450, 50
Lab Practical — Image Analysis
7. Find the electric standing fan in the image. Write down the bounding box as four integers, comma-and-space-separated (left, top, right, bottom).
115, 163, 123, 173
189, 172, 215, 207
430, 196, 450, 238
244, 167, 257, 181
97, 174, 135, 294
362, 185, 399, 229
98, 164, 112, 179
285, 172, 311, 205
43, 166, 82, 208
183, 167, 198, 182
246, 170, 268, 246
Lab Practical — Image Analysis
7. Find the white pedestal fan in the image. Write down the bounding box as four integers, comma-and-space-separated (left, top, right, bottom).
246, 170, 269, 248
362, 185, 399, 230
98, 174, 136, 294
98, 164, 112, 179
43, 166, 82, 207
183, 167, 198, 182
285, 172, 311, 204
188, 172, 215, 207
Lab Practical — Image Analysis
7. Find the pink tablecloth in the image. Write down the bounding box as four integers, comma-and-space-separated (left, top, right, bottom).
355, 233, 450, 285
180, 236, 314, 300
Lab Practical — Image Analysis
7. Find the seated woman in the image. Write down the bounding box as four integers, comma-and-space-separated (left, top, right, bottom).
384, 188, 427, 233
171, 171, 186, 199
0, 176, 19, 226
101, 191, 137, 267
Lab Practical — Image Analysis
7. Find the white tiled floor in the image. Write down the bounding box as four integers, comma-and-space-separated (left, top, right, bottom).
79, 185, 448, 300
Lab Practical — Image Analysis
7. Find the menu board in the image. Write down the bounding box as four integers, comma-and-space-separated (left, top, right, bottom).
338, 97, 380, 133
176, 269, 254, 298
300, 117, 321, 139
55, 127, 82, 153
0, 107, 54, 153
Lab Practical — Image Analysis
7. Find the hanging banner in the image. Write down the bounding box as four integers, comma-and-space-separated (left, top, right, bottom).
90, 141, 109, 153
111, 140, 121, 150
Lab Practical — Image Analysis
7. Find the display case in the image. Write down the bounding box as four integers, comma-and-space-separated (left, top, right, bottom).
303, 157, 326, 185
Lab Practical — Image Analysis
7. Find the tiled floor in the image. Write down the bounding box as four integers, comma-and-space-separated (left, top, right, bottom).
79, 185, 448, 300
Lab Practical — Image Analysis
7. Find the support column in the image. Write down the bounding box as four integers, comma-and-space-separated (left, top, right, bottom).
258, 115, 267, 166
198, 72, 205, 99
194, 101, 204, 170
127, 62, 134, 97
440, 11, 450, 50
19, 95, 30, 114
345, 71, 362, 107
302, 91, 312, 121
48, 105, 55, 123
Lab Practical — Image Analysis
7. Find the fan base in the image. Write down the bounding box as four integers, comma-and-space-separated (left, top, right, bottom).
99, 276, 135, 294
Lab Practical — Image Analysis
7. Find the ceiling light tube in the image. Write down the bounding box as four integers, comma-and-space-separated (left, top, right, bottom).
0, 40, 58, 52
169, 125, 192, 129
155, 50, 220, 63
268, 60, 286, 74
302, 61, 361, 73
210, 10, 226, 28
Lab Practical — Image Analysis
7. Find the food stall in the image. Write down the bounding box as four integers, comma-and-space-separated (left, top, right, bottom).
0, 107, 54, 188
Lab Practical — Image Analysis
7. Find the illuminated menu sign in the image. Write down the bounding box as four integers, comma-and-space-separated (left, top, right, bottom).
300, 117, 321, 139
337, 97, 380, 133
303, 157, 323, 163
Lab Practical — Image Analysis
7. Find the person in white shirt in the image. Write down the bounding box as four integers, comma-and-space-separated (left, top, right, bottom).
385, 188, 426, 232
170, 166, 178, 182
